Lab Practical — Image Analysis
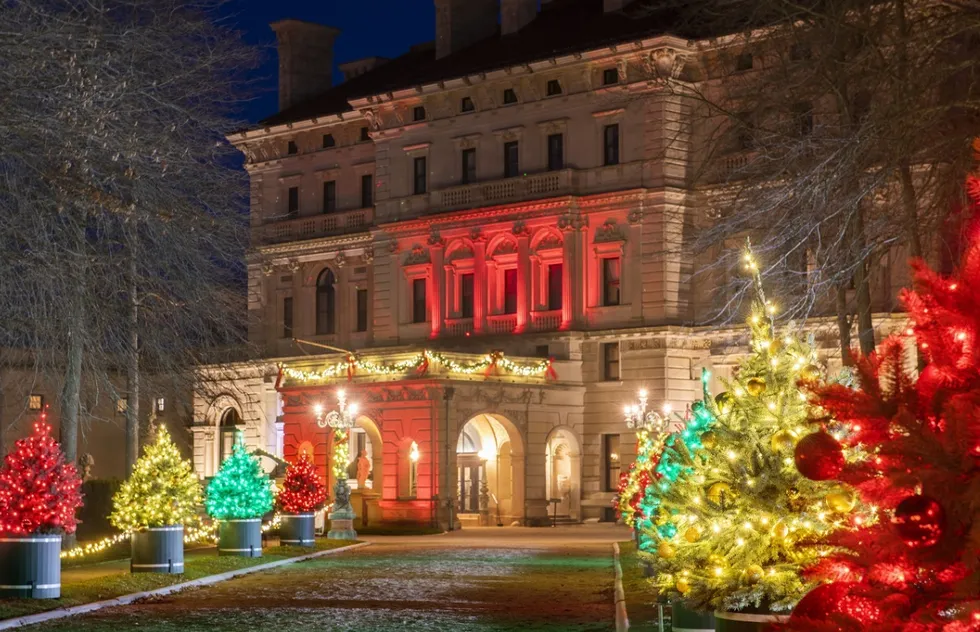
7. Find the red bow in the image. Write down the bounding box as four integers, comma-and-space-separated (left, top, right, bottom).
484, 351, 502, 377
417, 352, 430, 376
545, 357, 558, 381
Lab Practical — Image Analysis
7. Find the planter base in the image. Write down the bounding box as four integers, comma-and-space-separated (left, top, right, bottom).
280, 514, 315, 547
0, 534, 62, 599
671, 602, 715, 632
715, 610, 790, 632
131, 526, 184, 574
218, 519, 262, 558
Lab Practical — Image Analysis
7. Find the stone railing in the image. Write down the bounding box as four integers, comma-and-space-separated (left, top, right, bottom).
530, 310, 562, 332
256, 207, 373, 246
432, 169, 573, 212
486, 314, 518, 335
444, 318, 474, 337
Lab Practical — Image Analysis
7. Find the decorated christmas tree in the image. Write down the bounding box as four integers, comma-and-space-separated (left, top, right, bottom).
0, 421, 83, 535
789, 225, 980, 630
205, 434, 274, 520
278, 452, 327, 514
110, 425, 202, 532
644, 251, 864, 614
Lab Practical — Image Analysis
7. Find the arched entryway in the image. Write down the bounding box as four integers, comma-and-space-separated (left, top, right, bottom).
456, 413, 524, 525
545, 427, 581, 520
346, 415, 382, 492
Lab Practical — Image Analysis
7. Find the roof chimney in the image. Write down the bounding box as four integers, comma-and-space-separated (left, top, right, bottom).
434, 0, 498, 60
338, 57, 390, 83
502, 0, 537, 35
271, 20, 341, 111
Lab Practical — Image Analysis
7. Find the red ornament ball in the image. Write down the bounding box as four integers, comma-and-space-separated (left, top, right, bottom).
892, 495, 945, 548
794, 431, 845, 481
791, 583, 857, 623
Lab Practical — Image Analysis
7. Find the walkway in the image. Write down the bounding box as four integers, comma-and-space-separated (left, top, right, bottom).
33, 525, 628, 632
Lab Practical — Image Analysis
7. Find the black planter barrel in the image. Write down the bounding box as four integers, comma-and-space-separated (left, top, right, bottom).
280, 513, 315, 547
218, 519, 262, 557
715, 609, 789, 632
131, 525, 184, 574
671, 601, 716, 632
0, 534, 62, 599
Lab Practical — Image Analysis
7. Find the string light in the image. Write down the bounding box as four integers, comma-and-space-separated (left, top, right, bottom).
205, 434, 274, 520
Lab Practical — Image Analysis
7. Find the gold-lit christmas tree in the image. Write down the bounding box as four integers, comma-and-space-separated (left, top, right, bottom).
644, 247, 868, 613
110, 425, 202, 532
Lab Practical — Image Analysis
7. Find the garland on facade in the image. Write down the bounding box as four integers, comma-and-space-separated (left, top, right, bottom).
281, 350, 557, 384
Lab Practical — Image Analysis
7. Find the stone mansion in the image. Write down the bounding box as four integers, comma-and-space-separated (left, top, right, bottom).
190, 0, 910, 528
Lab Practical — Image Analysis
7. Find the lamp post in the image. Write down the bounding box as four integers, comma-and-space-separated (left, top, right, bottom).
623, 389, 671, 432
313, 389, 358, 540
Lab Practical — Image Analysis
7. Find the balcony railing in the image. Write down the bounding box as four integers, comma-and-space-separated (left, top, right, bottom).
256, 207, 373, 246
530, 310, 562, 332
444, 318, 474, 337
433, 170, 572, 212
487, 314, 518, 335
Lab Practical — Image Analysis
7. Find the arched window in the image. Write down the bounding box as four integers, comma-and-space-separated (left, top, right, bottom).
219, 408, 242, 464
316, 269, 336, 334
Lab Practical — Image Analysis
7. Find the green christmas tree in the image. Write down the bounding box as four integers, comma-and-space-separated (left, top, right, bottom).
642, 251, 863, 613
110, 425, 202, 532
205, 433, 274, 520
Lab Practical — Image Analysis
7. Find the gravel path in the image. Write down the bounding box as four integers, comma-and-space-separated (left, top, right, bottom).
33, 533, 618, 632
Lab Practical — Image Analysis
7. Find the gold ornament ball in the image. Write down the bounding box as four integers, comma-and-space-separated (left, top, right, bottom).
768, 339, 783, 355
746, 377, 767, 397
708, 554, 727, 567
772, 521, 789, 539
700, 431, 717, 450
707, 481, 734, 506
715, 391, 733, 411
743, 564, 765, 585
676, 577, 691, 594
684, 526, 701, 543
825, 490, 856, 513
770, 429, 796, 452
800, 364, 822, 381
658, 541, 676, 559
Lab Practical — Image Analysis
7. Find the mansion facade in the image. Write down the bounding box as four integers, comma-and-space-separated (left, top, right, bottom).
191, 0, 910, 528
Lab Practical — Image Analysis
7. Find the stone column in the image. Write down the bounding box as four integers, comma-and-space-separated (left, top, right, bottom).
517, 231, 531, 333
473, 237, 488, 334
429, 239, 445, 337
627, 208, 644, 323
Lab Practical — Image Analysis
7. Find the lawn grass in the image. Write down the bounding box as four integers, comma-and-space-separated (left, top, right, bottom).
619, 540, 663, 632
0, 538, 354, 622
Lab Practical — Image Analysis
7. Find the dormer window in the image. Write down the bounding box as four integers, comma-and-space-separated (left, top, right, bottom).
323, 133, 335, 148
460, 96, 475, 113
286, 140, 298, 155
502, 88, 518, 105
546, 79, 563, 96
602, 68, 619, 86
413, 106, 426, 121
359, 126, 370, 142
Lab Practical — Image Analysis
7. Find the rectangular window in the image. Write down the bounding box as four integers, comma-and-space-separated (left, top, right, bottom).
460, 96, 475, 113
155, 397, 166, 413
413, 106, 426, 121
359, 126, 370, 142
603, 124, 620, 166
282, 296, 293, 338
602, 68, 619, 85
460, 273, 475, 319
356, 288, 369, 332
504, 141, 520, 178
546, 79, 562, 96
361, 174, 373, 207
461, 148, 477, 184
502, 88, 518, 104
413, 156, 427, 195
602, 257, 621, 306
547, 263, 563, 311
287, 186, 299, 215
286, 140, 298, 155
28, 394, 43, 411
504, 268, 518, 315
604, 434, 622, 491
323, 180, 337, 213
793, 102, 814, 136
547, 134, 564, 171
735, 51, 753, 71
535, 344, 550, 358
412, 278, 427, 324
323, 133, 335, 148
602, 342, 620, 381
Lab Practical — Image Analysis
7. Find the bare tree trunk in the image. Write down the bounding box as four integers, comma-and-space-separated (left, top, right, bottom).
898, 163, 923, 258
60, 318, 83, 466
0, 360, 6, 458
852, 207, 877, 355
835, 286, 854, 366
125, 258, 140, 475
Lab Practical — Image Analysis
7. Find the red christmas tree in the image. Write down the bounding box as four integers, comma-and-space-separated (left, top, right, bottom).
788, 214, 980, 629
277, 453, 327, 514
0, 420, 84, 535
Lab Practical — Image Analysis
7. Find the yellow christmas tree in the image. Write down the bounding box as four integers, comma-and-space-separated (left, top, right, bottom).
110, 425, 202, 532
643, 248, 863, 613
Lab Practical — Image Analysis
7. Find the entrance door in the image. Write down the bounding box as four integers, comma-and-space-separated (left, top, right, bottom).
457, 458, 482, 513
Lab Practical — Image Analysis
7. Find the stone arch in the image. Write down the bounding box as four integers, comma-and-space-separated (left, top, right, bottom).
545, 426, 582, 520
202, 393, 246, 476
353, 414, 384, 492
487, 233, 518, 259
454, 412, 525, 524
445, 238, 475, 261
530, 227, 564, 253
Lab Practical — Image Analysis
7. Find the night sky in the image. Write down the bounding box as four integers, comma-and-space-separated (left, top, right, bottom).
224, 0, 435, 123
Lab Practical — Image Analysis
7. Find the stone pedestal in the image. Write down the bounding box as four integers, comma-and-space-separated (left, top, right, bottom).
327, 503, 357, 540
352, 489, 383, 527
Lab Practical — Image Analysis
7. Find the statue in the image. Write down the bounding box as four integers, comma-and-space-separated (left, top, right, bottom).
80, 453, 95, 481
355, 450, 372, 490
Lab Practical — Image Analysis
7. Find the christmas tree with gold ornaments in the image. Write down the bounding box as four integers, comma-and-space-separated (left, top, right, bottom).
110, 425, 202, 532
643, 248, 868, 614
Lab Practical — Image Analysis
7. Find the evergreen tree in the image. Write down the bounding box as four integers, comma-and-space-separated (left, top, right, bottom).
278, 453, 327, 514
205, 434, 273, 520
643, 252, 863, 613
110, 425, 202, 532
